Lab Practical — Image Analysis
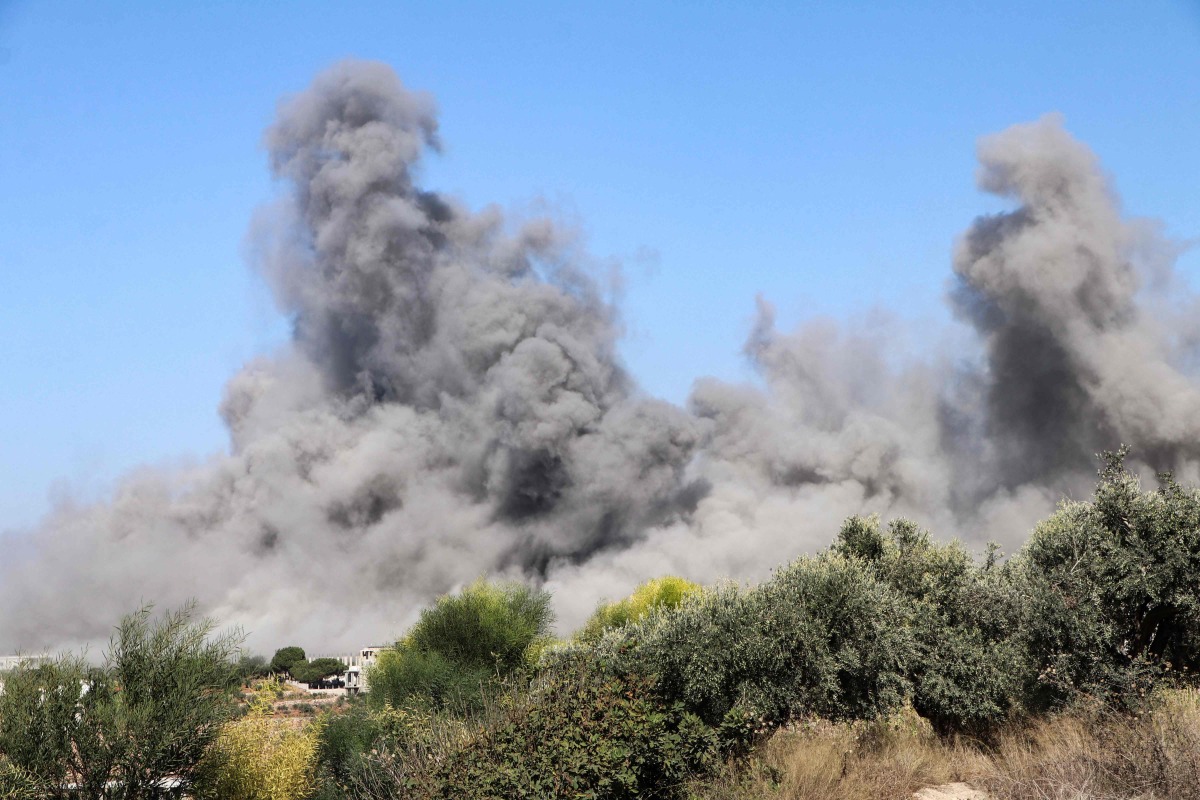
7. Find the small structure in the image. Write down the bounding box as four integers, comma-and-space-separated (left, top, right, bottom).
1, 654, 51, 671
343, 645, 388, 695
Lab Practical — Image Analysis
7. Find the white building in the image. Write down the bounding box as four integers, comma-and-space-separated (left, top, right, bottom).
1, 654, 51, 672
342, 645, 387, 695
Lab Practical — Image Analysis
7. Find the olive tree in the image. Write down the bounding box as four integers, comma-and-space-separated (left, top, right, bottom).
1016, 449, 1200, 711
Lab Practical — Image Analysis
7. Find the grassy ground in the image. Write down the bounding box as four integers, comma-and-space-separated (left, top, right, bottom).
688, 690, 1200, 800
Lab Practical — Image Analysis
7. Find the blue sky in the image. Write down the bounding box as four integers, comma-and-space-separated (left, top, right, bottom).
1, 1, 1198, 532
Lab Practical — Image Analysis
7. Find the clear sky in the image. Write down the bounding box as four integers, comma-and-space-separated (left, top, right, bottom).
1, 1, 1198, 533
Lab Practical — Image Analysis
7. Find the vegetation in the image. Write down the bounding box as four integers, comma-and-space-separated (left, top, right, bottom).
236, 654, 273, 684
291, 658, 347, 685
8, 450, 1200, 798
577, 575, 701, 642
194, 684, 323, 800
364, 579, 553, 712
345, 659, 714, 799
271, 647, 307, 676
0, 603, 241, 799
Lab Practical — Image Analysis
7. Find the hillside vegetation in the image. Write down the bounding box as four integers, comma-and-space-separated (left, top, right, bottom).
4, 450, 1200, 799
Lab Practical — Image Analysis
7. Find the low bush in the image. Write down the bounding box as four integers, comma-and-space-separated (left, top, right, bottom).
553, 552, 914, 740
350, 657, 715, 800
194, 688, 322, 800
366, 579, 553, 713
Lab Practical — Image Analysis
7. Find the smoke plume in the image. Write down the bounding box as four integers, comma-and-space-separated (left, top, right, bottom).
2, 63, 1197, 651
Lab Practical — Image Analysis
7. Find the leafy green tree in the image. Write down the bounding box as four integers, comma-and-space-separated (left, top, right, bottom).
1015, 448, 1200, 711
270, 646, 306, 677
834, 515, 1024, 735
290, 657, 346, 684
0, 603, 242, 799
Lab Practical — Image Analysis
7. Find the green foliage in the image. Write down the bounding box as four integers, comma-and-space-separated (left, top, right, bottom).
0, 757, 38, 800
291, 657, 346, 684
365, 647, 489, 713
0, 603, 242, 799
579, 575, 701, 642
406, 579, 554, 674
314, 705, 384, 790
351, 658, 716, 800
553, 552, 914, 740
235, 654, 272, 684
366, 579, 553, 712
270, 646, 307, 676
834, 515, 1024, 735
1014, 448, 1200, 712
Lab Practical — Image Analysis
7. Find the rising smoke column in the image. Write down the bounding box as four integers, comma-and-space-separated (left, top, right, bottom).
0, 61, 702, 651
2, 68, 1197, 652
546, 115, 1200, 620
950, 115, 1200, 485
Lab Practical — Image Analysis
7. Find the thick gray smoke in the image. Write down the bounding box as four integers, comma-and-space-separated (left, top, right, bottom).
2, 63, 1197, 652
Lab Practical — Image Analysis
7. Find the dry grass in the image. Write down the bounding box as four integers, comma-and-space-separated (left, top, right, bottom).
690, 691, 1200, 800
982, 689, 1200, 800
689, 707, 990, 800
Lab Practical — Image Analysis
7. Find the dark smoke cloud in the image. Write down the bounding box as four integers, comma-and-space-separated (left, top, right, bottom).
2, 64, 1196, 651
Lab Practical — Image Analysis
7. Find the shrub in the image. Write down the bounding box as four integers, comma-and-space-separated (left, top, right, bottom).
365, 647, 489, 713
578, 576, 701, 642
0, 757, 39, 800
236, 654, 272, 684
0, 603, 241, 799
194, 688, 322, 800
366, 579, 553, 712
351, 657, 716, 800
555, 552, 914, 741
835, 515, 1025, 735
405, 579, 553, 674
314, 706, 384, 791
1014, 449, 1200, 712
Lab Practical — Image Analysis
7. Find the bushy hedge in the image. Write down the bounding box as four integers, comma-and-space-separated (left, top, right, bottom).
348, 658, 715, 800
833, 516, 1024, 735
365, 579, 553, 712
548, 552, 914, 745
1014, 450, 1200, 713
